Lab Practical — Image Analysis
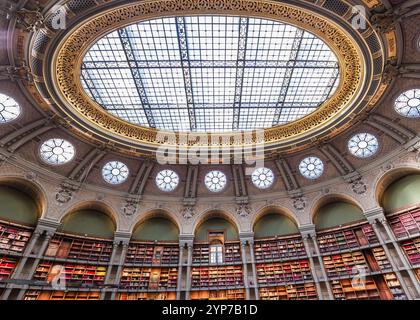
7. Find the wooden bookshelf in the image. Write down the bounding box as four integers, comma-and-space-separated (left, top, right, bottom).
190, 289, 245, 300
193, 242, 241, 264
0, 256, 18, 279
323, 251, 369, 277
45, 234, 113, 262
371, 247, 392, 271
317, 223, 378, 253
383, 273, 407, 300
331, 277, 381, 300
118, 292, 176, 300
400, 237, 420, 266
33, 261, 107, 287
191, 265, 243, 288
120, 267, 177, 290
125, 242, 179, 265
0, 222, 32, 254
24, 290, 100, 300
256, 260, 312, 285
259, 283, 317, 300
388, 208, 420, 238
254, 236, 306, 262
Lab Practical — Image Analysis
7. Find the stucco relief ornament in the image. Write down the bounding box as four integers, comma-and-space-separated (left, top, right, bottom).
351, 180, 367, 195
122, 199, 138, 217
236, 204, 251, 217
181, 206, 195, 220
293, 198, 306, 211
55, 182, 78, 205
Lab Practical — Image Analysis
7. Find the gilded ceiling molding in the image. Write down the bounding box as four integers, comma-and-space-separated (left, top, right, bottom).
25, 0, 388, 156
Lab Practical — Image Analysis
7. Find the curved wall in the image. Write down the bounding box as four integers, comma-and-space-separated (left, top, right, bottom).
382, 174, 420, 213
60, 210, 116, 239
314, 202, 365, 230
195, 218, 238, 241
0, 186, 39, 226
132, 217, 179, 241
253, 213, 298, 238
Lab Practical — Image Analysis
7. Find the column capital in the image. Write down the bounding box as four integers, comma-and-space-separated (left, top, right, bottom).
113, 231, 132, 245
35, 218, 61, 234
179, 234, 194, 247
299, 224, 316, 238
363, 207, 386, 222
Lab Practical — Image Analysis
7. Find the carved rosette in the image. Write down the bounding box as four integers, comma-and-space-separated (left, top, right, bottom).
351, 180, 367, 195
181, 206, 195, 220
293, 198, 306, 211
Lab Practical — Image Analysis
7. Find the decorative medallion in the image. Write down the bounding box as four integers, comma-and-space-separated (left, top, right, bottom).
293, 197, 306, 211
351, 179, 367, 195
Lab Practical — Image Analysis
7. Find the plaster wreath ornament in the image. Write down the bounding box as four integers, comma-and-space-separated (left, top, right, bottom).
293, 197, 306, 211
181, 206, 195, 220
351, 179, 367, 195
122, 199, 139, 217
55, 188, 73, 204
236, 204, 251, 217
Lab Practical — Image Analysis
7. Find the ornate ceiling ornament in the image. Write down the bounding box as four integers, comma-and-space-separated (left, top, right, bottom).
26, 0, 387, 157
236, 204, 251, 217
351, 179, 367, 195
55, 182, 79, 205
122, 198, 139, 217
181, 206, 195, 220
293, 197, 306, 211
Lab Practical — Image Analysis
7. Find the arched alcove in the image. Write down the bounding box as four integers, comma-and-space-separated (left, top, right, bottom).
195, 217, 238, 242
381, 174, 420, 213
0, 184, 40, 226
253, 213, 299, 238
132, 217, 179, 241
59, 209, 116, 239
314, 202, 365, 231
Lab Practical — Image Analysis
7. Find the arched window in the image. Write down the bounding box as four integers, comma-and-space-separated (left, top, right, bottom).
209, 240, 224, 264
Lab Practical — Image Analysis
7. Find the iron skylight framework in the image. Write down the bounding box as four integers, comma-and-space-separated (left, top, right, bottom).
81, 16, 340, 133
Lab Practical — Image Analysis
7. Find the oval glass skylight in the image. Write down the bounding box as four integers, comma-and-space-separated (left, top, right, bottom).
102, 161, 129, 184
394, 89, 420, 118
156, 169, 179, 192
299, 156, 324, 180
251, 167, 275, 189
39, 138, 75, 165
205, 170, 227, 192
81, 16, 340, 133
348, 133, 379, 158
0, 93, 21, 123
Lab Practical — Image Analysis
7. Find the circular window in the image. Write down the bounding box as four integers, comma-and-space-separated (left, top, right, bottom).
205, 170, 227, 192
156, 169, 179, 192
39, 138, 75, 165
0, 93, 21, 123
394, 89, 420, 118
348, 133, 379, 158
102, 161, 129, 184
299, 156, 324, 180
251, 167, 275, 189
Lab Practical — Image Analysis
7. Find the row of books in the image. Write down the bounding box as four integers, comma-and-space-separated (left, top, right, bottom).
191, 265, 244, 288
256, 260, 312, 285
125, 244, 179, 265
193, 243, 241, 264
0, 223, 32, 253
401, 237, 420, 266
388, 209, 420, 239
120, 267, 178, 289
254, 237, 306, 261
24, 291, 100, 300
316, 224, 378, 253
190, 289, 245, 300
259, 283, 317, 300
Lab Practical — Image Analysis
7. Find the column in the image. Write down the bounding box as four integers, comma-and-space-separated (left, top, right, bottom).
369, 219, 413, 299
248, 239, 259, 300
11, 230, 42, 279
101, 241, 120, 300
23, 231, 54, 281
110, 241, 129, 300
310, 233, 334, 300
176, 243, 184, 300
301, 233, 323, 300
379, 217, 420, 296
185, 242, 193, 300
240, 240, 250, 300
